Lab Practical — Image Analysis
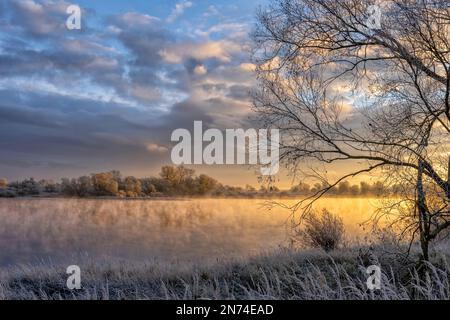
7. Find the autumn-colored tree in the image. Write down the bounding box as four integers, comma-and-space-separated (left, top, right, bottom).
91, 172, 118, 196
0, 178, 7, 189
124, 176, 142, 197
195, 174, 219, 195
159, 166, 195, 195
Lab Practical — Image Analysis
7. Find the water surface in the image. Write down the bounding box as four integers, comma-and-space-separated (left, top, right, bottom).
0, 198, 381, 267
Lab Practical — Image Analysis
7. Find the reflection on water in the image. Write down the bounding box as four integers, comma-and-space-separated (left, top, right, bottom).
0, 198, 380, 266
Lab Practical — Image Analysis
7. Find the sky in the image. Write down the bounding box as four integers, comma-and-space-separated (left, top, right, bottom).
0, 0, 284, 185
0, 0, 376, 189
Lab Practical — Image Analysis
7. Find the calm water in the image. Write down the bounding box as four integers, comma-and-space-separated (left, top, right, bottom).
0, 198, 381, 267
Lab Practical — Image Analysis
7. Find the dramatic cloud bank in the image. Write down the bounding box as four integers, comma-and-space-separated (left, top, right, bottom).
0, 0, 261, 182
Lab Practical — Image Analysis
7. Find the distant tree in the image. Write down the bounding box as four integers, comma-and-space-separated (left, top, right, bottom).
290, 182, 310, 194
360, 182, 372, 196
147, 177, 171, 195
337, 181, 351, 195
350, 184, 360, 196
14, 178, 40, 196
38, 179, 58, 193
160, 166, 195, 184
124, 176, 142, 197
310, 183, 323, 194
195, 174, 218, 195
61, 178, 74, 196
245, 184, 256, 192
77, 176, 93, 197
140, 178, 157, 196
0, 178, 7, 189
61, 176, 93, 197
159, 166, 195, 195
0, 178, 15, 197
110, 170, 122, 183
91, 172, 118, 196
372, 181, 385, 196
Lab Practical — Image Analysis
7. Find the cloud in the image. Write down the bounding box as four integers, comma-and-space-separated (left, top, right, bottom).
146, 143, 169, 154
4, 0, 84, 38
193, 65, 207, 75
130, 85, 162, 103
160, 40, 241, 64
194, 22, 247, 38
166, 1, 193, 23
203, 5, 220, 17
115, 12, 160, 27
227, 85, 251, 100
239, 63, 256, 72
0, 158, 83, 170
0, 86, 171, 179
0, 1, 260, 180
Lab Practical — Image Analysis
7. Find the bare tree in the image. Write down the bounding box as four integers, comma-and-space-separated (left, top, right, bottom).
253, 0, 450, 261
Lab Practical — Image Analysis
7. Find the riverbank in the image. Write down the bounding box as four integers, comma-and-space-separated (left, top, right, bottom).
1, 245, 449, 300
0, 194, 387, 201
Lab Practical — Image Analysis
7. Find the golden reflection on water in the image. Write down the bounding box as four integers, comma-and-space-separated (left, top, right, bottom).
0, 198, 381, 266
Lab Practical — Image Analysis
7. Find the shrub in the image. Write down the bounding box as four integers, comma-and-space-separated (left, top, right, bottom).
0, 189, 17, 198
297, 209, 345, 251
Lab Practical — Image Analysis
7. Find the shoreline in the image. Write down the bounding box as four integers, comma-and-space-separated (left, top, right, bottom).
0, 194, 386, 201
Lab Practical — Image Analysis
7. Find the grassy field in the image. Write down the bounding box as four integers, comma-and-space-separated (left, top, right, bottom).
1, 244, 450, 300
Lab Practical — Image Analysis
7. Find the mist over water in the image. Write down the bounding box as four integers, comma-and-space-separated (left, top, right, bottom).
0, 198, 381, 267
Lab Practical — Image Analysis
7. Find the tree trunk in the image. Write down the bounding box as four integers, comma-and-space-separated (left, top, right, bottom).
417, 160, 429, 262
420, 236, 429, 262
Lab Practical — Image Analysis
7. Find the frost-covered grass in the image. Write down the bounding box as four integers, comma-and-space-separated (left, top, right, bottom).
1, 246, 450, 300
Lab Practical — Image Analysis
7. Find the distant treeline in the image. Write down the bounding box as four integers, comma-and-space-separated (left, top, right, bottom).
0, 166, 393, 198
